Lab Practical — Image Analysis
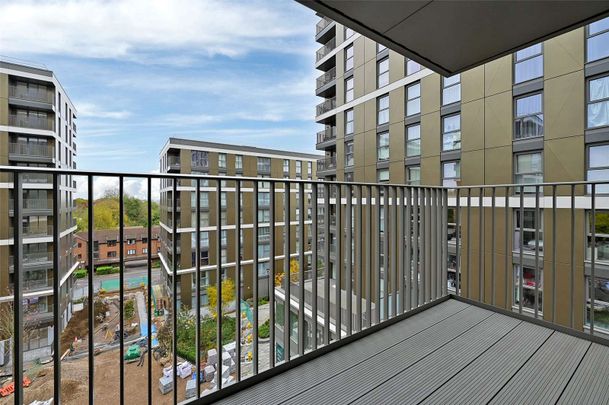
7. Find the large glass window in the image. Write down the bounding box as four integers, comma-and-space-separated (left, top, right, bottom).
345, 76, 354, 103
296, 160, 302, 177
588, 144, 609, 194
513, 265, 543, 313
377, 43, 387, 53
283, 159, 290, 176
442, 114, 461, 151
442, 161, 460, 187
587, 211, 609, 264
345, 27, 354, 39
514, 44, 543, 84
191, 150, 209, 168
235, 155, 242, 170
586, 275, 609, 332
406, 59, 421, 76
588, 75, 609, 128
377, 57, 389, 88
377, 94, 389, 125
514, 152, 543, 193
406, 82, 421, 116
344, 141, 354, 167
514, 93, 543, 139
377, 131, 389, 161
257, 157, 271, 173
407, 166, 420, 186
442, 75, 461, 105
587, 17, 609, 63
406, 124, 421, 157
514, 209, 544, 254
345, 44, 354, 71
345, 108, 354, 135
218, 153, 227, 170
377, 169, 389, 182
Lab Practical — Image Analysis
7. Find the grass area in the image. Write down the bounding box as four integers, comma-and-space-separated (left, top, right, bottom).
172, 313, 236, 364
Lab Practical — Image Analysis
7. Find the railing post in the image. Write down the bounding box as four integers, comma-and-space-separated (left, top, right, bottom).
356, 185, 363, 330
298, 182, 306, 353
147, 177, 153, 405
323, 183, 331, 342
365, 186, 372, 327
215, 179, 222, 390
413, 187, 419, 307
311, 183, 318, 348
119, 175, 125, 405
283, 181, 291, 359
196, 177, 203, 391
345, 184, 352, 335
87, 175, 95, 405
171, 178, 179, 400
590, 183, 596, 334
335, 184, 342, 336
253, 180, 259, 373
455, 188, 460, 298
13, 172, 24, 405
52, 173, 61, 405
269, 181, 276, 365
405, 187, 412, 310
397, 187, 405, 314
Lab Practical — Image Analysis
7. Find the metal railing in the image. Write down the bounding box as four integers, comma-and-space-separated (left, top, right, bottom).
316, 38, 336, 62
8, 114, 53, 131
9, 224, 53, 238
317, 155, 337, 172
9, 84, 54, 104
316, 96, 336, 116
316, 16, 333, 34
9, 198, 51, 211
9, 142, 54, 158
2, 165, 609, 405
316, 126, 337, 144
316, 67, 336, 89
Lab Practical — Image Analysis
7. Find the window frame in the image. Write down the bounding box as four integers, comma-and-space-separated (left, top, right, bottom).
513, 208, 544, 255
345, 108, 354, 135
514, 92, 544, 140
405, 123, 421, 157
513, 43, 543, 84
406, 82, 421, 117
377, 130, 390, 162
442, 160, 461, 187
377, 56, 389, 88
586, 17, 609, 63
442, 75, 461, 106
442, 113, 461, 152
377, 94, 389, 126
344, 140, 354, 167
407, 165, 421, 186
586, 73, 609, 129
406, 58, 422, 76
513, 151, 543, 193
344, 43, 354, 72
587, 142, 609, 194
345, 75, 354, 103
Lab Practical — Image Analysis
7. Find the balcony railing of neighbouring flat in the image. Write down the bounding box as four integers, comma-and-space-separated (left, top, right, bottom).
9, 84, 54, 104
316, 97, 336, 116
8, 114, 53, 131
316, 16, 333, 34
316, 67, 336, 90
317, 155, 337, 172
316, 127, 336, 144
9, 142, 54, 159
316, 38, 336, 62
1, 165, 609, 405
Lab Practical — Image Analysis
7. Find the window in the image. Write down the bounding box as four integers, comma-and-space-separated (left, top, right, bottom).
514, 209, 544, 254
406, 124, 421, 157
377, 169, 389, 182
235, 155, 243, 171
345, 141, 354, 167
307, 161, 312, 179
142, 248, 148, 254
377, 94, 389, 125
514, 43, 543, 84
220, 230, 228, 245
258, 209, 270, 223
258, 192, 270, 206
442, 161, 460, 187
296, 160, 302, 177
514, 93, 543, 139
586, 274, 609, 331
442, 75, 461, 105
258, 227, 270, 243
283, 159, 290, 175
107, 240, 117, 247
513, 265, 543, 313
407, 166, 421, 186
345, 26, 354, 39
514, 152, 543, 193
107, 251, 117, 258
257, 157, 271, 173
587, 17, 609, 63
406, 82, 421, 116
377, 57, 389, 88
442, 114, 461, 151
377, 131, 389, 161
127, 249, 136, 255
345, 76, 354, 103
587, 211, 609, 264
406, 59, 421, 76
345, 44, 354, 71
218, 153, 227, 170
258, 244, 271, 260
345, 108, 354, 135
345, 172, 354, 182
377, 43, 387, 53
587, 75, 609, 128
191, 150, 208, 168
587, 144, 609, 193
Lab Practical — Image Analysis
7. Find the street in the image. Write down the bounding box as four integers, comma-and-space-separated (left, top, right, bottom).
72, 265, 162, 300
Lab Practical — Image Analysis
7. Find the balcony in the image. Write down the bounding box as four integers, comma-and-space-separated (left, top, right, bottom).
316, 126, 336, 149
8, 197, 51, 215
9, 224, 53, 239
317, 155, 336, 174
8, 142, 54, 163
8, 113, 54, 131
316, 37, 336, 62
1, 165, 609, 404
167, 155, 181, 172
315, 67, 336, 98
9, 83, 54, 105
316, 97, 336, 117
315, 17, 335, 45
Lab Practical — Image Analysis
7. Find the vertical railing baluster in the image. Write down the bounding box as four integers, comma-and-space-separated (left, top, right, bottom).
253, 181, 259, 374
413, 187, 419, 307
119, 176, 125, 405
234, 179, 241, 381
269, 181, 276, 365
356, 185, 363, 329
172, 178, 178, 401
430, 188, 436, 301
298, 182, 305, 353
534, 185, 540, 319
391, 186, 398, 316
345, 184, 352, 334
311, 183, 318, 349
505, 187, 509, 310
397, 187, 405, 314
335, 184, 342, 335
147, 177, 153, 404
552, 185, 557, 324
478, 187, 484, 303
519, 186, 524, 315
405, 187, 412, 310
283, 181, 291, 359
442, 188, 448, 297
323, 183, 331, 342
194, 178, 202, 390
365, 186, 372, 327
384, 186, 389, 318
376, 187, 381, 320
215, 179, 222, 390
52, 173, 61, 405
491, 187, 496, 306
466, 188, 471, 298
455, 188, 460, 298
421, 188, 427, 304
87, 175, 95, 405
570, 184, 575, 328
591, 183, 596, 334
13, 172, 23, 405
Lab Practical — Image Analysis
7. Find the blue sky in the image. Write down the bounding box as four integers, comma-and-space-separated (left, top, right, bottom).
0, 0, 321, 180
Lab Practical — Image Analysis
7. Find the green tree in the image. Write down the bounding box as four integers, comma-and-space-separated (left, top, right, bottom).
207, 278, 236, 319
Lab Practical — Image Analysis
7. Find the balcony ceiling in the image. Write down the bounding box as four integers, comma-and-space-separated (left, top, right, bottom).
298, 0, 609, 76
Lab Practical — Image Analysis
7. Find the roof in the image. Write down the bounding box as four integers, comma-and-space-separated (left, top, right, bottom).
215, 298, 609, 405
299, 1, 609, 76
163, 137, 323, 161
75, 225, 160, 243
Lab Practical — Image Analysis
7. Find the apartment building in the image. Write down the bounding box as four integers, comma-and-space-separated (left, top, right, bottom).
314, 15, 609, 335
0, 59, 78, 358
73, 225, 161, 268
159, 138, 321, 309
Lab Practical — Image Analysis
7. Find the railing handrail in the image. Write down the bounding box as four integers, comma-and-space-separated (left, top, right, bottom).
316, 127, 337, 144
316, 16, 333, 34
9, 83, 54, 103
316, 37, 336, 61
9, 142, 54, 157
316, 67, 336, 88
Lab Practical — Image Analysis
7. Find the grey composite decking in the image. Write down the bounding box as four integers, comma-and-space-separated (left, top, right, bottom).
216, 299, 609, 405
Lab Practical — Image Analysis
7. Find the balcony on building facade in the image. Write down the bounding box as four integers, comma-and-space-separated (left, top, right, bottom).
316, 96, 336, 117
316, 155, 337, 174
8, 113, 54, 131
316, 37, 336, 63
316, 126, 337, 149
8, 142, 54, 163
9, 82, 54, 105
9, 252, 54, 271
315, 16, 334, 38
167, 155, 181, 172
315, 66, 336, 98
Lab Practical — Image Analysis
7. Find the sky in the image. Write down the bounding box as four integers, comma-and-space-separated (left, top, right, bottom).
0, 0, 321, 197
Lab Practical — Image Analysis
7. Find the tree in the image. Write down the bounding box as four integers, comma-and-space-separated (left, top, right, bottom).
207, 278, 236, 319
274, 259, 300, 287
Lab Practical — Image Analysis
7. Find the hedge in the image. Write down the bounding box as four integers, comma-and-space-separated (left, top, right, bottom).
74, 269, 87, 279
96, 266, 120, 275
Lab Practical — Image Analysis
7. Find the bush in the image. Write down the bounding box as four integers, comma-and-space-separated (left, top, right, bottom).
74, 269, 87, 279
124, 300, 135, 320
96, 266, 120, 275
259, 319, 270, 339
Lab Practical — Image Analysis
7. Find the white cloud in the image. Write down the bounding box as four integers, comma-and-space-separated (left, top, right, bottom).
0, 0, 317, 62
78, 102, 132, 119
75, 170, 161, 200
